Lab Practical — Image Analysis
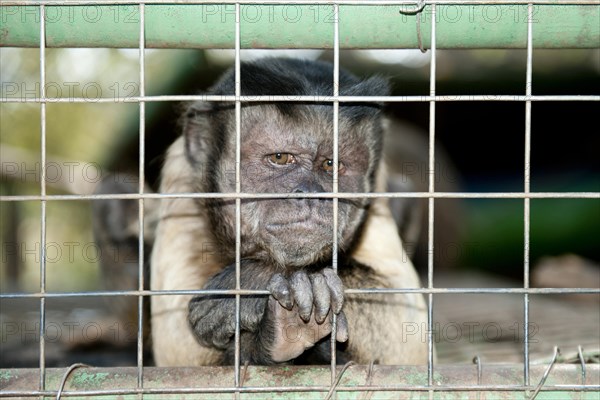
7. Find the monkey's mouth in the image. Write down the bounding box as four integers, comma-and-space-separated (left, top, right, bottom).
265, 217, 332, 232
262, 200, 333, 228
264, 209, 334, 239
262, 216, 335, 265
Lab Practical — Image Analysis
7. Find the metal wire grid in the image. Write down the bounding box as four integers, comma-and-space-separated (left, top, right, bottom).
0, 0, 599, 398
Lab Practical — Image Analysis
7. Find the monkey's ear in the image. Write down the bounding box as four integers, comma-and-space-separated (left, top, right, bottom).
183, 101, 212, 166
344, 76, 391, 98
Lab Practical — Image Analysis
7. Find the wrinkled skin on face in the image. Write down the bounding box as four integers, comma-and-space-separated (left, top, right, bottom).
215, 105, 379, 268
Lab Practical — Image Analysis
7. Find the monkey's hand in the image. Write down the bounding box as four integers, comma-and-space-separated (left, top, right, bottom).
263, 269, 349, 363
188, 264, 348, 364
188, 262, 267, 353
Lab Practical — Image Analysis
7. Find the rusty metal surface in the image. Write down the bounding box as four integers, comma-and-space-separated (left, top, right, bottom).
1, 364, 598, 399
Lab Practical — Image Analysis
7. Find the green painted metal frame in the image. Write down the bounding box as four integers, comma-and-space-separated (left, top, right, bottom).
1, 4, 599, 49
1, 365, 599, 399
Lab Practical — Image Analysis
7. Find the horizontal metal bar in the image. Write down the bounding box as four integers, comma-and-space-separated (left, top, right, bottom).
1, 3, 598, 49
2, 385, 599, 398
1, 365, 598, 398
2, 0, 599, 6
1, 192, 599, 202
1, 95, 599, 104
2, 287, 600, 299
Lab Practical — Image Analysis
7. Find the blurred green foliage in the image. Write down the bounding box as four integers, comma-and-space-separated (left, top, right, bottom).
1, 48, 191, 291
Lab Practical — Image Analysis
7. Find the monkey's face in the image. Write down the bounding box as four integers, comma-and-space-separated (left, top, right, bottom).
213, 105, 381, 268
183, 58, 389, 270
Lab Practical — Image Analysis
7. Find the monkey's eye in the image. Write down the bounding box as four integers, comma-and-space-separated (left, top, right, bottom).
268, 153, 296, 165
322, 159, 344, 174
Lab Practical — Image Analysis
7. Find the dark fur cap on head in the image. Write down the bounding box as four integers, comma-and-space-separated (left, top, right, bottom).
183, 58, 389, 194
207, 57, 390, 120
211, 57, 389, 96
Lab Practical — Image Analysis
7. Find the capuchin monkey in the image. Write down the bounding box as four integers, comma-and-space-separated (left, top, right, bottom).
95, 58, 430, 366
155, 58, 428, 366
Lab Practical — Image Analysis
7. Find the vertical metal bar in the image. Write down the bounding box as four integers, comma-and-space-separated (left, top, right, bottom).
234, 1, 242, 392
523, 2, 534, 387
137, 2, 146, 393
330, 1, 340, 382
427, 3, 437, 394
38, 4, 47, 396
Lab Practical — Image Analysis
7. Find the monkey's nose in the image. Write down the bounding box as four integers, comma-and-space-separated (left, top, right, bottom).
292, 181, 325, 194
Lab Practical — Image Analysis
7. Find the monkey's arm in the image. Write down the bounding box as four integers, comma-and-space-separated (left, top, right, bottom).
150, 137, 225, 366
346, 162, 430, 364
188, 261, 348, 365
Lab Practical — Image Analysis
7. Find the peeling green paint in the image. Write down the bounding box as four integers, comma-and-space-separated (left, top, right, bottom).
70, 371, 110, 388
0, 369, 13, 384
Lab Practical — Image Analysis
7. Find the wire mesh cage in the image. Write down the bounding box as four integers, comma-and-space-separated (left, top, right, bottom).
1, 0, 599, 398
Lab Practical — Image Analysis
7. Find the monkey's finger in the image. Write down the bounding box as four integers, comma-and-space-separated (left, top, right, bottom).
322, 268, 345, 314
309, 273, 331, 324
290, 271, 313, 322
268, 273, 293, 310
335, 311, 349, 342
188, 303, 235, 349
212, 321, 236, 349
